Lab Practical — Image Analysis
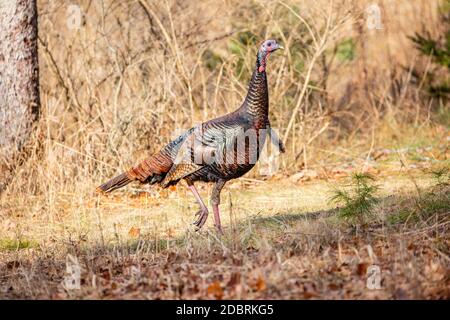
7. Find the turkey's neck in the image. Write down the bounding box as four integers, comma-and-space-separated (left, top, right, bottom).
241, 62, 269, 127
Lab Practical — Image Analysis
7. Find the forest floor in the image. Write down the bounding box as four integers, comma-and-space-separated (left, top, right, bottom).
0, 147, 449, 299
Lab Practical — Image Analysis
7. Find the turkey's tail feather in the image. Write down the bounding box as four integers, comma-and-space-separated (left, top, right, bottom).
97, 129, 188, 193
97, 172, 133, 193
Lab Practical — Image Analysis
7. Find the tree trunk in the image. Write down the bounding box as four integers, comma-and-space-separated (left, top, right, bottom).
0, 0, 40, 191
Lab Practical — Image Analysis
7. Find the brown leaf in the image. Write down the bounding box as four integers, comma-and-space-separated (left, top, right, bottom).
425, 262, 445, 281
290, 170, 319, 183
128, 227, 140, 238
394, 288, 410, 300
255, 276, 266, 291
227, 272, 241, 287
165, 228, 175, 238
100, 268, 111, 281
207, 281, 223, 299
357, 263, 368, 276
6, 260, 20, 270
329, 283, 341, 291
302, 291, 320, 299
330, 167, 349, 178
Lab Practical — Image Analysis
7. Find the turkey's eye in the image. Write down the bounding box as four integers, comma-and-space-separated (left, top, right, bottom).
267, 42, 272, 47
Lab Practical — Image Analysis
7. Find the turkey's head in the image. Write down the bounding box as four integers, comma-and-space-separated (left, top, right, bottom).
257, 39, 283, 73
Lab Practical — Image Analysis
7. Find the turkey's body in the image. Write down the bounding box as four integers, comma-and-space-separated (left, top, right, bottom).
184, 112, 267, 184
165, 67, 269, 186
98, 39, 284, 232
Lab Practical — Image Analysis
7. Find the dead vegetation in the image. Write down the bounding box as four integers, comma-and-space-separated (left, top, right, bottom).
0, 161, 448, 299
0, 0, 449, 299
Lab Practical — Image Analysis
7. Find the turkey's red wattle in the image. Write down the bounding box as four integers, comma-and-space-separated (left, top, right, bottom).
258, 52, 271, 73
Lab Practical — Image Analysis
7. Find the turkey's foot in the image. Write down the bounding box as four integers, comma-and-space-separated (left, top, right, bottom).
193, 208, 209, 230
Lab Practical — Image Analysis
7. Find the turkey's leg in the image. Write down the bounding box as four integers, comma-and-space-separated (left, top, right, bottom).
212, 204, 222, 234
187, 182, 209, 229
211, 180, 226, 233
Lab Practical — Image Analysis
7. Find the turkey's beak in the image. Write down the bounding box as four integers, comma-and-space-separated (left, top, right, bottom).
278, 45, 284, 50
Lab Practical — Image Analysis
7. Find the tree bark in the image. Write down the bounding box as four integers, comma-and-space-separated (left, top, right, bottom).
0, 0, 40, 191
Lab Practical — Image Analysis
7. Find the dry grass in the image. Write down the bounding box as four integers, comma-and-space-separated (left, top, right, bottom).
1, 157, 449, 299
0, 0, 449, 299
3, 0, 446, 194
0, 171, 448, 299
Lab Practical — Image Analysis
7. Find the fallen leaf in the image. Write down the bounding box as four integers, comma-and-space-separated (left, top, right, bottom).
255, 276, 266, 291
290, 170, 319, 183
302, 291, 320, 299
207, 281, 223, 299
394, 288, 410, 300
425, 262, 445, 281
227, 272, 241, 287
165, 228, 175, 238
6, 261, 20, 270
329, 283, 341, 291
100, 268, 111, 281
128, 227, 140, 238
357, 263, 368, 276
330, 167, 350, 178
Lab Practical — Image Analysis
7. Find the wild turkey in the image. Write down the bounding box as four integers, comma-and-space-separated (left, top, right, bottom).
98, 39, 285, 233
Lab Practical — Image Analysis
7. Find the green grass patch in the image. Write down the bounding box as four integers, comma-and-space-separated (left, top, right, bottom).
330, 173, 379, 224
386, 170, 449, 225
0, 239, 38, 251
336, 38, 356, 62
